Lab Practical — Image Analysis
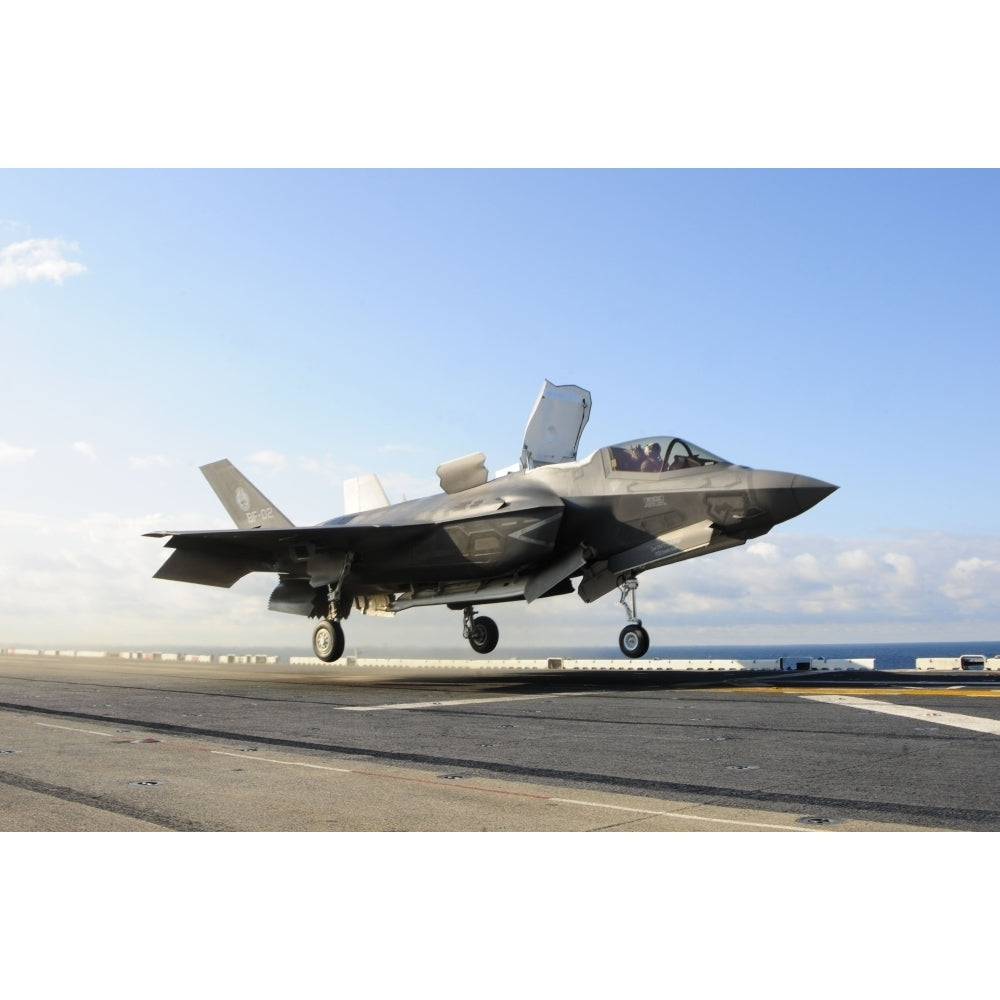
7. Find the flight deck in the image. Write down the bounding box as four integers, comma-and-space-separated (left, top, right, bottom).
3, 649, 1000, 832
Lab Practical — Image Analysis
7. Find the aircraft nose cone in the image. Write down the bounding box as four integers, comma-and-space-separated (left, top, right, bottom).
745, 471, 838, 529
790, 475, 838, 516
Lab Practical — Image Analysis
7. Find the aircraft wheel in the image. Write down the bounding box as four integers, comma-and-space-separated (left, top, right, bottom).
468, 616, 499, 655
313, 620, 345, 662
619, 625, 649, 659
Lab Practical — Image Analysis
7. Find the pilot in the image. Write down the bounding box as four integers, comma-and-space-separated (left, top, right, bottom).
641, 442, 662, 472
623, 444, 644, 470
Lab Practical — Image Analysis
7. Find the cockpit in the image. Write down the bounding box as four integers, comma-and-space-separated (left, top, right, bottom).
606, 437, 729, 474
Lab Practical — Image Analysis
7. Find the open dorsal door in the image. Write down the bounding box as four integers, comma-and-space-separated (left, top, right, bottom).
520, 380, 592, 470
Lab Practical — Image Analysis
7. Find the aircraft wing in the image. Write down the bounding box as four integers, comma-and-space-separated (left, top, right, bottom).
149, 457, 567, 599
146, 522, 436, 588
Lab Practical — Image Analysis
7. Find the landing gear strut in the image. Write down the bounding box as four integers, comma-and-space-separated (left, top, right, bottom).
313, 568, 351, 663
313, 619, 345, 662
617, 573, 650, 658
463, 607, 499, 655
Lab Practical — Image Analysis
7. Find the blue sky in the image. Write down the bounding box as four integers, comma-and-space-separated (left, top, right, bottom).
3, 168, 999, 652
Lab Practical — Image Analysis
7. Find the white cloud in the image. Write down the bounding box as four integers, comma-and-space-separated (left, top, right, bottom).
634, 532, 1000, 634
835, 548, 878, 573
0, 238, 86, 288
0, 441, 36, 463
0, 509, 305, 649
73, 440, 97, 460
940, 557, 1000, 608
129, 454, 171, 469
883, 552, 918, 588
790, 552, 822, 581
745, 541, 780, 562
249, 450, 286, 473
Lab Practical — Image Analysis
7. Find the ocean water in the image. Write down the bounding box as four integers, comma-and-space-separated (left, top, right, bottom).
491, 641, 1000, 670
251, 640, 1000, 670
643, 641, 1000, 670
14, 639, 999, 671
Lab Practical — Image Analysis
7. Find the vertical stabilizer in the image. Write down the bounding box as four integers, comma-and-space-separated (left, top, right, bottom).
343, 473, 390, 514
200, 459, 295, 528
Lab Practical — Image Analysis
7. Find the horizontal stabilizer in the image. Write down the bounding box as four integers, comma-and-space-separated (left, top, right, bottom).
153, 548, 259, 588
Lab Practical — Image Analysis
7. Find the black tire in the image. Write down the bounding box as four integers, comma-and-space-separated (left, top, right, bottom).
313, 620, 345, 662
619, 625, 649, 659
468, 615, 499, 654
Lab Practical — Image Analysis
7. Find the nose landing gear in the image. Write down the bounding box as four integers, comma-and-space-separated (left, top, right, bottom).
619, 624, 649, 658
617, 573, 650, 658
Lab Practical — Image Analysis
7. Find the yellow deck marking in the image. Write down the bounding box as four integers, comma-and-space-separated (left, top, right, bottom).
726, 686, 1000, 697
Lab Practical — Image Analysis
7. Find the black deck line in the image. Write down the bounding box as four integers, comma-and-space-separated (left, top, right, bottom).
0, 769, 212, 831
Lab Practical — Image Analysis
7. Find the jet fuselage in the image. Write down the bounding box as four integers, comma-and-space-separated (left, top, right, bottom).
147, 387, 837, 661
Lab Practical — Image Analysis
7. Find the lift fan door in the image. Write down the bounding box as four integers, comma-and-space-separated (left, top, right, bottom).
520, 380, 592, 470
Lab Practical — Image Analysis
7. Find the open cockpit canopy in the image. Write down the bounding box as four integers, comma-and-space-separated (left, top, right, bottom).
521, 380, 592, 470
606, 437, 729, 474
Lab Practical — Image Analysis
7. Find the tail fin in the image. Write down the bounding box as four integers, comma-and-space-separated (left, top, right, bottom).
200, 459, 295, 528
343, 473, 390, 514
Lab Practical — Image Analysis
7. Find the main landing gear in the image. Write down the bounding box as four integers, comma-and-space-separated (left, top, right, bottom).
617, 573, 650, 658
313, 571, 351, 663
309, 579, 651, 662
463, 607, 499, 655
313, 619, 345, 663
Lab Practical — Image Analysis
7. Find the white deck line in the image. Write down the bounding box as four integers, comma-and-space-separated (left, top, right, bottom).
803, 695, 1000, 736
338, 690, 604, 712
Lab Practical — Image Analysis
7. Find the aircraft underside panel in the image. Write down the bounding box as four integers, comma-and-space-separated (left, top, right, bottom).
268, 570, 576, 619
576, 521, 746, 603
268, 578, 327, 616
390, 577, 529, 612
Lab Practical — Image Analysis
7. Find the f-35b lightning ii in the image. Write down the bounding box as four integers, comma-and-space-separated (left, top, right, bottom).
147, 381, 836, 661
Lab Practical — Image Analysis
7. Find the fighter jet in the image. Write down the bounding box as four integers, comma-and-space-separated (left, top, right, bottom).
146, 381, 836, 661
